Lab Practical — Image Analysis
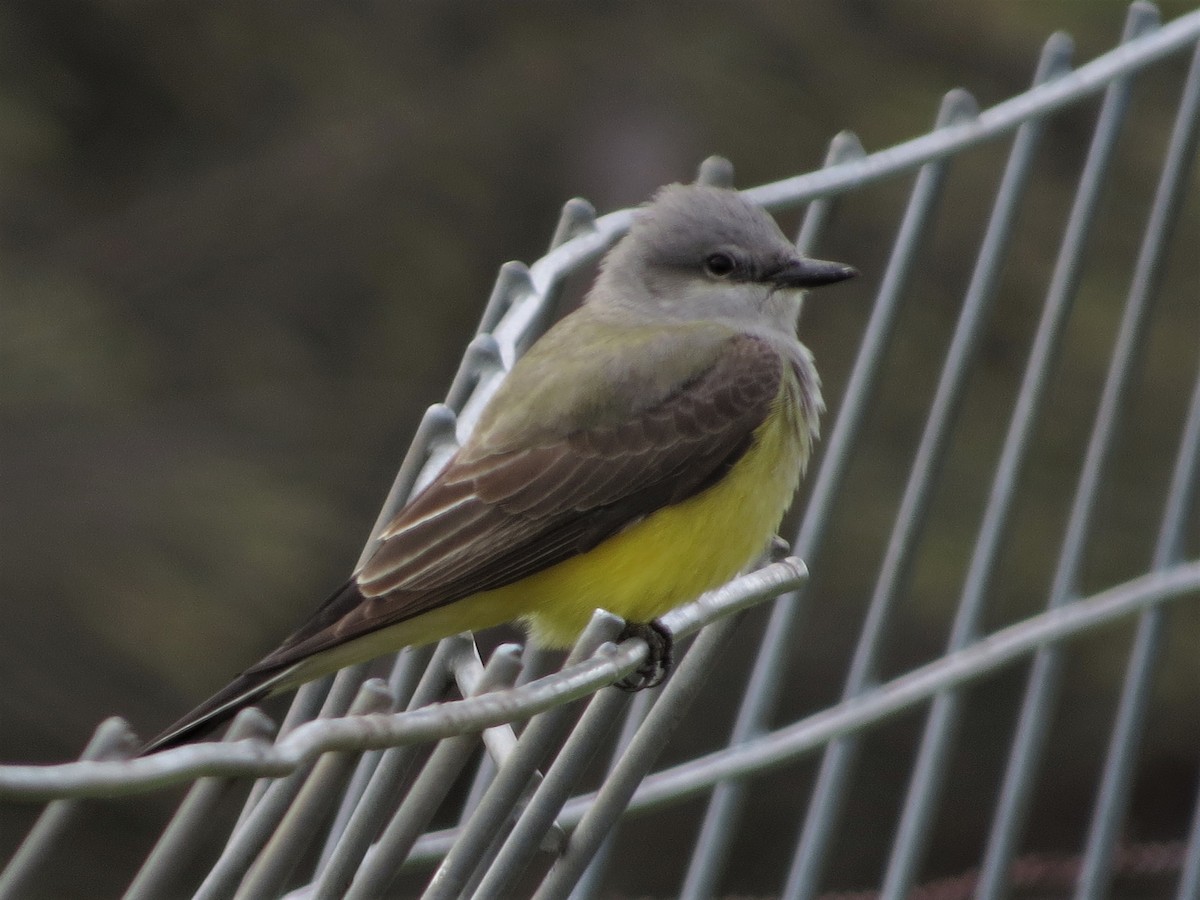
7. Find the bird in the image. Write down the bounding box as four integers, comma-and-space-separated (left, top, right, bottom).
140, 183, 856, 754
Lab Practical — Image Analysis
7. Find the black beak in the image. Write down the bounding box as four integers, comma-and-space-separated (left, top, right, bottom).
768, 256, 858, 289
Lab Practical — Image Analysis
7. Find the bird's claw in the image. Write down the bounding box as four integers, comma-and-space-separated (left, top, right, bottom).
615, 619, 674, 691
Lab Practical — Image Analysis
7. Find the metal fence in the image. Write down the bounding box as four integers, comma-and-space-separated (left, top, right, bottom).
3, 3, 1200, 897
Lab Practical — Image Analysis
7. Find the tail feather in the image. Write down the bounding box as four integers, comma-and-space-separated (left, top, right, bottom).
139, 663, 301, 756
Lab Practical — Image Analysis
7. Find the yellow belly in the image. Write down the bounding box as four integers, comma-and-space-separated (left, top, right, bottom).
520, 390, 808, 645
288, 382, 809, 684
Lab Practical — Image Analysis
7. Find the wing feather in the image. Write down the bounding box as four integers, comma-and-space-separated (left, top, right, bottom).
248, 333, 786, 673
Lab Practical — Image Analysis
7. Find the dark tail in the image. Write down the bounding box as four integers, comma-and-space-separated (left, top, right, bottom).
139, 578, 368, 755
138, 663, 301, 755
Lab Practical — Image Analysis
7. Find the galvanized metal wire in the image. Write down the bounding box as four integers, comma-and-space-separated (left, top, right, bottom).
2, 4, 1199, 897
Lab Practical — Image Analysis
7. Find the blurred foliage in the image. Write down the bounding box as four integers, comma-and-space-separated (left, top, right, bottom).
1, 1, 1198, 896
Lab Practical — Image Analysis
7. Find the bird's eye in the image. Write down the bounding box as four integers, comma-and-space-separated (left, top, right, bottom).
704, 252, 737, 278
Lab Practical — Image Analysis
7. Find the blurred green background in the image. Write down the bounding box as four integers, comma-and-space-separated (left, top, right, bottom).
2, 1, 1198, 896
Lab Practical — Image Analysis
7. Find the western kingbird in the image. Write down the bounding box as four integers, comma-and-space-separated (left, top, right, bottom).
142, 183, 856, 754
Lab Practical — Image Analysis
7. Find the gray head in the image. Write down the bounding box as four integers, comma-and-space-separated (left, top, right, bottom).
591, 184, 856, 334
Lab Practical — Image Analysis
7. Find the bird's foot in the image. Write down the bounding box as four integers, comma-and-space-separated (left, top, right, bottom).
615, 619, 674, 691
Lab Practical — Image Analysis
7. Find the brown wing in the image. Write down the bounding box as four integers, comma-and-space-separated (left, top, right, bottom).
245, 333, 784, 674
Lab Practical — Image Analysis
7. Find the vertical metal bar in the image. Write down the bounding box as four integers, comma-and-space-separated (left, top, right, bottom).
456, 642, 557, 832
533, 615, 745, 900
1147, 349, 1200, 607
793, 135, 859, 257
784, 89, 982, 900
273, 406, 461, 803
195, 682, 396, 900
680, 129, 871, 900
314, 194, 583, 871
316, 642, 435, 871
291, 414, 465, 858
445, 336, 504, 414
1073, 37, 1200, 899
877, 33, 1076, 898
305, 638, 465, 896
975, 6, 1163, 896
340, 647, 524, 900
421, 613, 624, 900
233, 663, 371, 835
232, 681, 395, 900
547, 198, 599, 253
312, 742, 384, 876
567, 688, 658, 900
232, 403, 461, 832
244, 212, 532, 849
356, 404, 461, 575
0, 719, 135, 900
124, 709, 276, 900
476, 261, 536, 338
697, 155, 736, 188
474, 687, 631, 897
231, 674, 332, 835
